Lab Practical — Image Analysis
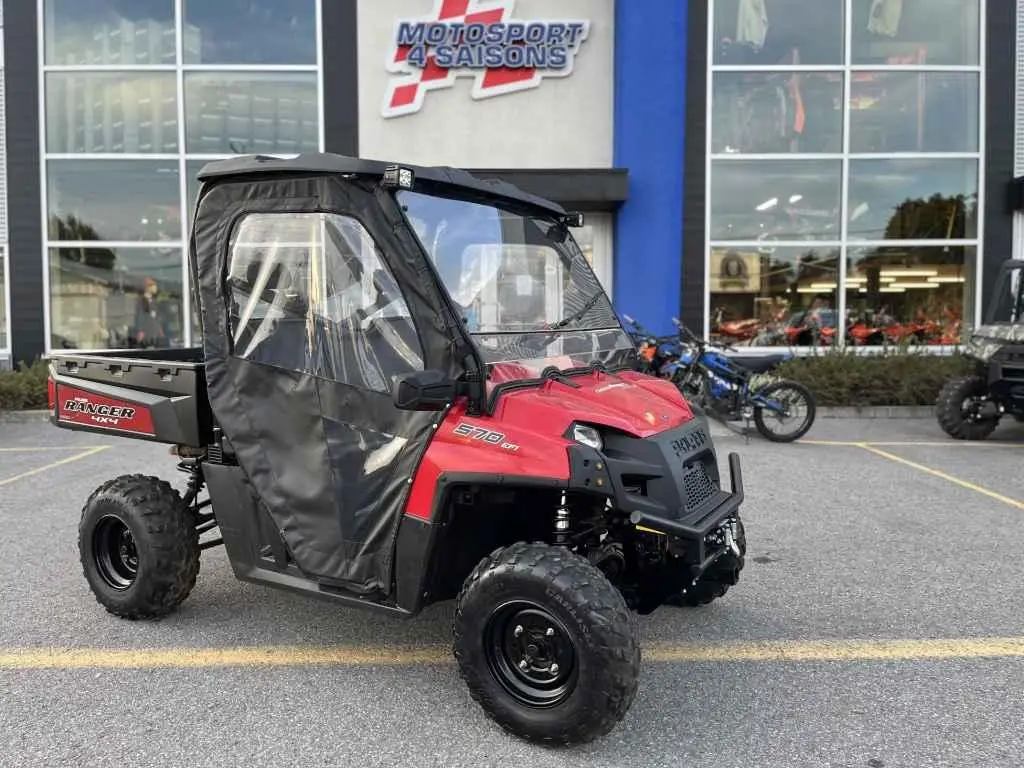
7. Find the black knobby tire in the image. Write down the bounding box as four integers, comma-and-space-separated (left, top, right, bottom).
453, 542, 641, 746
936, 374, 1000, 441
668, 517, 747, 608
79, 474, 200, 620
753, 380, 816, 443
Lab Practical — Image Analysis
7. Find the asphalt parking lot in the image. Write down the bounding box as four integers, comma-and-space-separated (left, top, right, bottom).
2, 414, 1024, 768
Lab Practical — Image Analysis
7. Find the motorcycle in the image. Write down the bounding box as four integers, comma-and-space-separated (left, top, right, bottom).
623, 315, 817, 443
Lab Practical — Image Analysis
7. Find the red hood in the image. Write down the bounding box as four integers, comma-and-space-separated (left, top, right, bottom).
487, 367, 695, 438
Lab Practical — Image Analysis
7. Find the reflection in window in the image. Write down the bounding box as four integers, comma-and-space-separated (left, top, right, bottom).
712, 0, 844, 66
709, 159, 843, 241
711, 72, 843, 154
182, 0, 317, 65
48, 246, 183, 351
846, 159, 978, 241
709, 246, 840, 347
44, 0, 175, 65
47, 160, 181, 242
851, 0, 979, 66
226, 213, 424, 391
845, 246, 974, 345
184, 73, 320, 154
849, 72, 979, 153
46, 72, 178, 154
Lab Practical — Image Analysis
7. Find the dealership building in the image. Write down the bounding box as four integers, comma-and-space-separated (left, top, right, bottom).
0, 0, 1017, 367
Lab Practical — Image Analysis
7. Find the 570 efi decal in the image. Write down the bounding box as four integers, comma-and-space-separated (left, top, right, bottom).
452, 422, 520, 452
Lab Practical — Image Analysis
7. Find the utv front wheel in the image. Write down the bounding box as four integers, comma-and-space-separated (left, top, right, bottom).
79, 474, 200, 620
453, 542, 640, 746
936, 375, 1000, 441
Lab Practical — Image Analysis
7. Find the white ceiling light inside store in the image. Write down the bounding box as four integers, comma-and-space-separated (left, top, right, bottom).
788, 194, 802, 204
755, 197, 778, 211
859, 286, 906, 293
890, 282, 940, 289
879, 269, 938, 277
928, 276, 965, 283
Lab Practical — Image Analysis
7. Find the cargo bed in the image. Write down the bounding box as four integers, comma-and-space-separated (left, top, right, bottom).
47, 347, 212, 448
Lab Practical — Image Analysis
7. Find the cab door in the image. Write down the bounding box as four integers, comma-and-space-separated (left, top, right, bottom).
192, 174, 463, 598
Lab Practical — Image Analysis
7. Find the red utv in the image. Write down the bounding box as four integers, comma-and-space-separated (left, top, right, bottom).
46, 153, 747, 746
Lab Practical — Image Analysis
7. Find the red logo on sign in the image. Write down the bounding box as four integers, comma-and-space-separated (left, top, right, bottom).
383, 0, 590, 118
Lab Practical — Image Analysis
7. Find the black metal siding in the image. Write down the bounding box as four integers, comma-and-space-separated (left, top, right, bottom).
4, 0, 43, 365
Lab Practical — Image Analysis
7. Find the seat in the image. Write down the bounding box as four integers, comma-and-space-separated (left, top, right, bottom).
730, 353, 790, 374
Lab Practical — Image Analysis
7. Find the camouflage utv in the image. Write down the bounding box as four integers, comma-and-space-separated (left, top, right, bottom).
936, 259, 1024, 440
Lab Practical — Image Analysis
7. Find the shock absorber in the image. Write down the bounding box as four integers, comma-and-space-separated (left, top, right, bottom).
554, 492, 570, 544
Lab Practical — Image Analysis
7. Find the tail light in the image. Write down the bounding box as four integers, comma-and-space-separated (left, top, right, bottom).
47, 377, 56, 410
640, 344, 656, 361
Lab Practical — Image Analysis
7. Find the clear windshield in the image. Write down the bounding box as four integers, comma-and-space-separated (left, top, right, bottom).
988, 265, 1024, 324
396, 190, 635, 379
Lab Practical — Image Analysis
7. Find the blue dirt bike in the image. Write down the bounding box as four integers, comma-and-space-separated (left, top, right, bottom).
623, 315, 817, 443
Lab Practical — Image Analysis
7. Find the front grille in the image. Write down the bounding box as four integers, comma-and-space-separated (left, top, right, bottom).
683, 461, 716, 510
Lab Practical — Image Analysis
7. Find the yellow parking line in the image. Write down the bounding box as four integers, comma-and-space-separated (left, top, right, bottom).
0, 446, 109, 488
646, 637, 1024, 662
803, 439, 1024, 448
0, 446, 106, 453
859, 443, 1024, 511
3, 636, 1024, 670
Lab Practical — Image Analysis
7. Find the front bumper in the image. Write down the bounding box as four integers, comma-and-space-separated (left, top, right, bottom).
566, 421, 744, 560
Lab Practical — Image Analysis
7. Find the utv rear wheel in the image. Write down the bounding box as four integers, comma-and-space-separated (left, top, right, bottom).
936, 375, 1000, 441
453, 542, 640, 746
79, 474, 200, 620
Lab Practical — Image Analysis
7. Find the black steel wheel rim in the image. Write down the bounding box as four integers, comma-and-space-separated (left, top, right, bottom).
483, 601, 578, 708
92, 515, 139, 591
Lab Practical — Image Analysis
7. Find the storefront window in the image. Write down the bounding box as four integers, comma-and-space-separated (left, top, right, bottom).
709, 159, 843, 242
48, 246, 183, 350
183, 72, 319, 154
45, 72, 178, 154
710, 246, 840, 346
711, 72, 844, 155
44, 0, 176, 66
850, 0, 979, 66
40, 0, 322, 352
846, 159, 978, 242
848, 72, 979, 153
712, 0, 845, 66
706, 0, 982, 348
182, 0, 317, 65
845, 246, 973, 346
47, 160, 181, 242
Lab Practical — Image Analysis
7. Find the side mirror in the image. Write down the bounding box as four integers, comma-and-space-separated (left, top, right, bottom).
392, 369, 456, 411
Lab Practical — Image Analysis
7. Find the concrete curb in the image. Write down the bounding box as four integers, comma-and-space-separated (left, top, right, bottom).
817, 405, 936, 420
0, 409, 51, 423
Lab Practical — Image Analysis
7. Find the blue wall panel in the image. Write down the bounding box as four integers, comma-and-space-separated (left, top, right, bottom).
612, 0, 687, 336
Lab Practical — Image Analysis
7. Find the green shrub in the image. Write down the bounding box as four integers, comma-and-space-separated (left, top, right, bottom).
0, 358, 51, 411
772, 346, 977, 407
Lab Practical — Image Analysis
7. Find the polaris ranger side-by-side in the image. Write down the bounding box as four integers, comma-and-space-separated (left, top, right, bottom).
936, 258, 1024, 440
47, 154, 748, 746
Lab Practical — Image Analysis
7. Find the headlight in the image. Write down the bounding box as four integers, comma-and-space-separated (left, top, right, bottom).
571, 423, 603, 451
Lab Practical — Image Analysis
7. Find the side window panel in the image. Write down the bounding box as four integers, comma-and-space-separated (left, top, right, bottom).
226, 212, 424, 392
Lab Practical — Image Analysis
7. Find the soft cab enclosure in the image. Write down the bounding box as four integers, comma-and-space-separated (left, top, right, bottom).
186, 155, 602, 599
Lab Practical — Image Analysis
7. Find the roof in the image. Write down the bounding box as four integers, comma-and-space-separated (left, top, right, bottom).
195, 152, 567, 215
